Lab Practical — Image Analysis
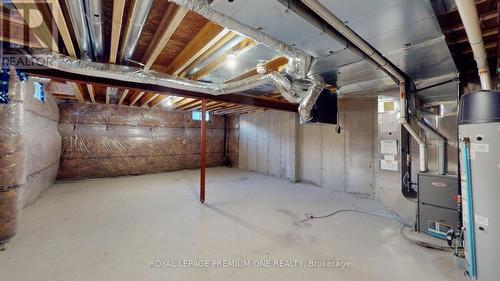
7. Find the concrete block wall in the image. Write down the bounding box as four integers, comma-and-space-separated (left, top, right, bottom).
57, 102, 226, 180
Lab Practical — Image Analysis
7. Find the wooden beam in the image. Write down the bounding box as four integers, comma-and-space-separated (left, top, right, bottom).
46, 0, 76, 57
118, 89, 129, 105
139, 93, 159, 107
226, 56, 289, 83
110, 0, 126, 64
86, 84, 96, 103
164, 22, 228, 76
24, 67, 299, 112
12, 0, 58, 51
178, 31, 239, 77
129, 91, 145, 106
191, 38, 255, 80
67, 82, 84, 103
142, 4, 188, 69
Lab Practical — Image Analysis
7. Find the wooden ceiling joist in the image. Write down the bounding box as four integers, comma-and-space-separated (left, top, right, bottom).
226, 56, 289, 83
118, 89, 129, 105
45, 0, 76, 57
66, 82, 85, 103
129, 91, 145, 106
109, 0, 126, 64
12, 0, 58, 51
139, 93, 159, 107
142, 4, 188, 69
191, 38, 256, 81
86, 84, 96, 103
164, 22, 229, 76
178, 31, 239, 77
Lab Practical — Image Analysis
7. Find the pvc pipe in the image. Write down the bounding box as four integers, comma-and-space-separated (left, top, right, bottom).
455, 0, 492, 90
399, 82, 427, 172
415, 119, 447, 175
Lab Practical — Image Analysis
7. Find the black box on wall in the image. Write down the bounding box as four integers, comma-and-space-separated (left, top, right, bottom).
309, 89, 338, 125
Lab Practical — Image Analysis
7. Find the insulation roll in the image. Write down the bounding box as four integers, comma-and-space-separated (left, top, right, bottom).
0, 69, 25, 247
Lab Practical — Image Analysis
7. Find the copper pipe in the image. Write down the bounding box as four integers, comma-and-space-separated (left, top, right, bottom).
200, 99, 207, 203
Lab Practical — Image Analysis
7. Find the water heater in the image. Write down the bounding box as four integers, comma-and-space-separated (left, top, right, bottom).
458, 90, 500, 280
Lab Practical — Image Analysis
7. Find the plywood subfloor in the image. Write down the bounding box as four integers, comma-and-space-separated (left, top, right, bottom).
0, 168, 465, 281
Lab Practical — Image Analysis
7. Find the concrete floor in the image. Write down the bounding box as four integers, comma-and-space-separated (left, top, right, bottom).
1, 167, 466, 281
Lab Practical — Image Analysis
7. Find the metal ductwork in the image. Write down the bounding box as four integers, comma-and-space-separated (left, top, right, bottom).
455, 0, 492, 90
300, 0, 405, 83
119, 0, 154, 62
64, 0, 104, 60
29, 52, 320, 121
169, 0, 314, 80
65, 0, 92, 58
415, 119, 447, 175
85, 0, 105, 61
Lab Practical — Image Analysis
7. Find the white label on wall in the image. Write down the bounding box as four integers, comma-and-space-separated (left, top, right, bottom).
383, 154, 395, 161
474, 143, 489, 152
380, 160, 398, 171
380, 140, 398, 155
475, 215, 489, 226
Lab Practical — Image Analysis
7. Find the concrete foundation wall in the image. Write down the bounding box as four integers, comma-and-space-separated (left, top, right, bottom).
226, 116, 239, 167
57, 102, 226, 180
238, 98, 377, 195
238, 110, 298, 181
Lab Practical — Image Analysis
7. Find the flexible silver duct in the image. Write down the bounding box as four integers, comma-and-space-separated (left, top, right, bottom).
31, 52, 320, 121
85, 0, 105, 61
298, 73, 324, 123
415, 119, 447, 175
169, 0, 314, 80
119, 0, 154, 62
65, 0, 92, 58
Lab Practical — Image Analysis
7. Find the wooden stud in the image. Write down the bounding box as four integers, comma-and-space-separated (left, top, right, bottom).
164, 22, 228, 76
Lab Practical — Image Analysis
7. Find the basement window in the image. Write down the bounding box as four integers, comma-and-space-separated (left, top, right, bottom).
34, 81, 45, 103
192, 111, 210, 121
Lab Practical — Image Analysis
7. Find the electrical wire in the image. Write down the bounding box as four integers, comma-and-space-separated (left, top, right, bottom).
299, 209, 391, 223
301, 208, 451, 252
